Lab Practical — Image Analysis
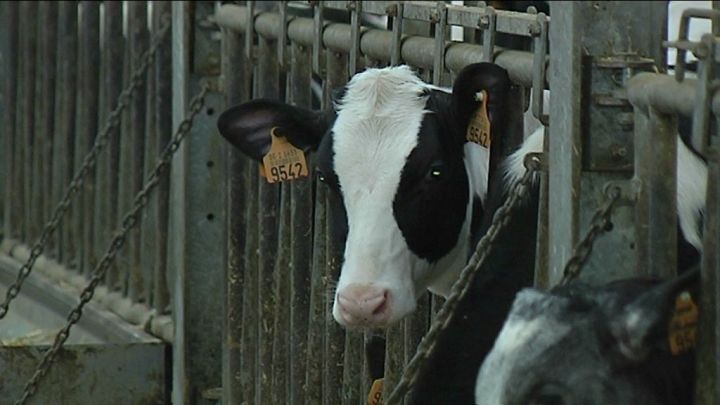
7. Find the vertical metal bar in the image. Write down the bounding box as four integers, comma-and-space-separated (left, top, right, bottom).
74, 1, 100, 274
141, 38, 158, 305
152, 0, 173, 329
288, 40, 314, 405
221, 15, 252, 405
349, 0, 362, 77
403, 296, 431, 404
531, 13, 547, 125
390, 2, 403, 66
343, 329, 364, 405
697, 150, 720, 405
384, 322, 405, 403
324, 50, 347, 405
169, 2, 225, 404
312, 0, 325, 76
34, 2, 58, 245
271, 183, 292, 404
240, 170, 260, 404
1, 1, 18, 239
52, 1, 78, 263
432, 3, 447, 85
546, 3, 581, 283
534, 126, 550, 288
115, 34, 132, 292
692, 34, 715, 154
18, 1, 39, 243
126, 1, 148, 300
633, 108, 678, 278
306, 183, 327, 404
96, 0, 123, 286
254, 31, 281, 405
277, 1, 288, 71
481, 7, 496, 63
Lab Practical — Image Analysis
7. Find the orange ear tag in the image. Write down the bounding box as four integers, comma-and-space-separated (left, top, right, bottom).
260, 127, 309, 183
668, 291, 698, 355
466, 90, 491, 149
367, 378, 383, 405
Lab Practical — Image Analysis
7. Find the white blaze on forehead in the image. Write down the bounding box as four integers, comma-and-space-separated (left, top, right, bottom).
475, 289, 571, 405
331, 66, 437, 320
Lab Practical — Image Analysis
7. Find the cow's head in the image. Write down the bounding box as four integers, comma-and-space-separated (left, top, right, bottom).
474, 268, 699, 405
218, 63, 512, 328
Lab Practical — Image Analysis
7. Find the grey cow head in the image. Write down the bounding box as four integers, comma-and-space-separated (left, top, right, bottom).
474, 269, 699, 405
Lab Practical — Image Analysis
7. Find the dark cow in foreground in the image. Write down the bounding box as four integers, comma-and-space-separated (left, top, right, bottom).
474, 267, 699, 405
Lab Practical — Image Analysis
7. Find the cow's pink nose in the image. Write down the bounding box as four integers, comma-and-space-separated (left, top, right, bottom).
336, 284, 390, 326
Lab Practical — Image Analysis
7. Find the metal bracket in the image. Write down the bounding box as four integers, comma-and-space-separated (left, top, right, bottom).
604, 179, 639, 205
667, 7, 720, 82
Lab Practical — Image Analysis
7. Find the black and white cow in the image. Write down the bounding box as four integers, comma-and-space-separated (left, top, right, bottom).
474, 267, 699, 405
218, 62, 534, 328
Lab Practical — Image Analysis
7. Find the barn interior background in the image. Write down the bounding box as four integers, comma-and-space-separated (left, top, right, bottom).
0, 1, 719, 404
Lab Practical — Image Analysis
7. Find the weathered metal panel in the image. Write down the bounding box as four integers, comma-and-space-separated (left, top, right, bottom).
0, 343, 167, 405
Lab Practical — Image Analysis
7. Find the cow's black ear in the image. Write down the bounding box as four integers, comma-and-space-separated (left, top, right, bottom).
609, 267, 700, 362
450, 62, 512, 143
217, 99, 332, 161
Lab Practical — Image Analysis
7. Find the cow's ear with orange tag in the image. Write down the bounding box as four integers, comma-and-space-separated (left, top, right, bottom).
260, 127, 309, 183
465, 90, 491, 149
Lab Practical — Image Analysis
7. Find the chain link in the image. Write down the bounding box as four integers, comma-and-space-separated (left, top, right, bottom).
385, 153, 543, 404
558, 185, 622, 286
14, 82, 210, 405
0, 15, 172, 321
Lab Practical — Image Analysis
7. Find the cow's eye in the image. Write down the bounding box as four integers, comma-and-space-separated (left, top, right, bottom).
426, 162, 445, 181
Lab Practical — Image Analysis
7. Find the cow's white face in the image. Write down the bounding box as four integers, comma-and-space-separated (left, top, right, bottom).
218, 63, 515, 329
318, 66, 474, 327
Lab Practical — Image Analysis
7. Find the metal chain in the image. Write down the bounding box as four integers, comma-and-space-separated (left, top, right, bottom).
558, 186, 622, 286
14, 83, 210, 405
385, 153, 543, 404
0, 14, 171, 321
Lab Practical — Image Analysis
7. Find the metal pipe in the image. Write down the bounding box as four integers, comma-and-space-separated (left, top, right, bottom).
632, 108, 678, 278
215, 4, 542, 87
626, 73, 696, 117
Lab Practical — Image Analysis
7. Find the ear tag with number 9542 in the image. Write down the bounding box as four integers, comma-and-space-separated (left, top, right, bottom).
260, 127, 309, 184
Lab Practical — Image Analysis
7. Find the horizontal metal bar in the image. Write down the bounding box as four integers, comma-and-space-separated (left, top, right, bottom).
216, 4, 542, 86
626, 72, 697, 116
318, 0, 548, 36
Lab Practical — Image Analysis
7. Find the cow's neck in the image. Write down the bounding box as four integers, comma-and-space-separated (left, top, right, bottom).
425, 143, 488, 297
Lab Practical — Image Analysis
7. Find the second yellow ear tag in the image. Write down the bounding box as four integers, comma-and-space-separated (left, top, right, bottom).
261, 127, 309, 183
668, 291, 698, 355
466, 90, 491, 149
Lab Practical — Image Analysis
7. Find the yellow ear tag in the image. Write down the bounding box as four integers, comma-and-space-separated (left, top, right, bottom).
466, 90, 491, 149
260, 127, 309, 183
668, 291, 698, 355
367, 378, 383, 405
